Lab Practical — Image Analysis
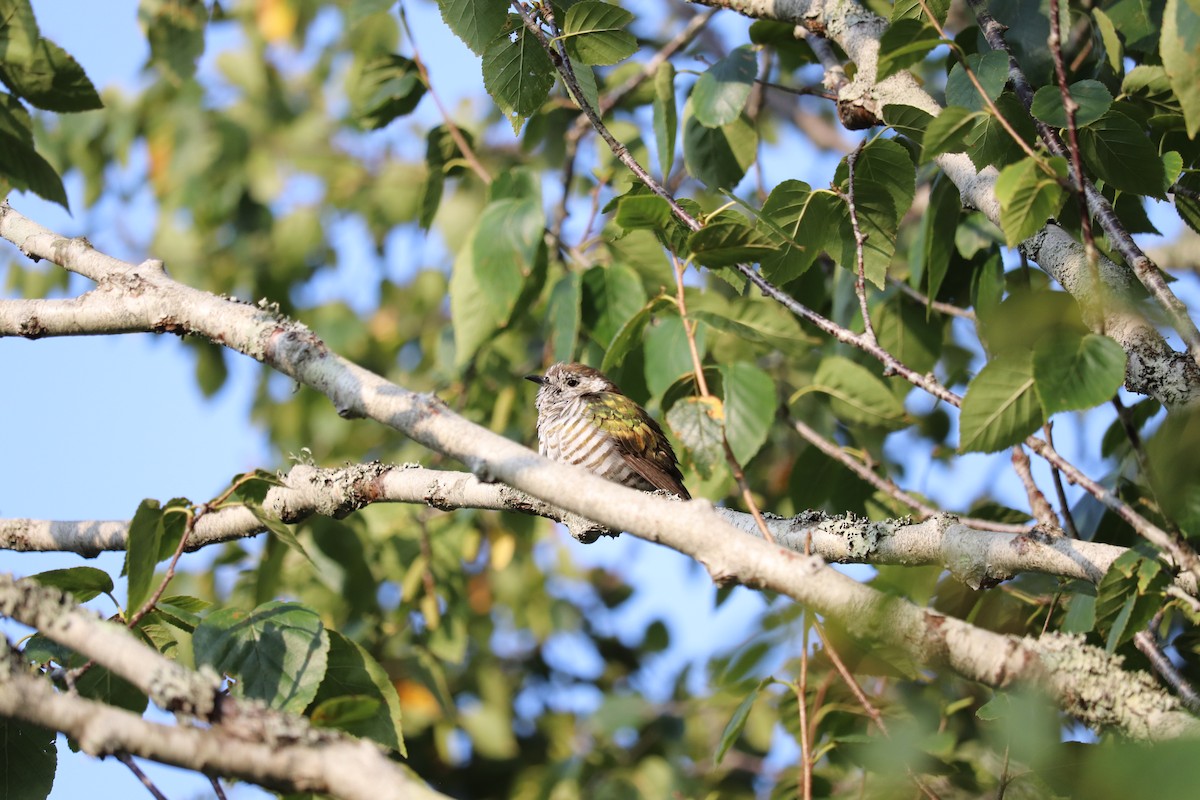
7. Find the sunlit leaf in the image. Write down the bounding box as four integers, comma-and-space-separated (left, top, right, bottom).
691, 44, 757, 127
959, 352, 1044, 453
562, 1, 636, 66
721, 362, 776, 465
194, 601, 330, 713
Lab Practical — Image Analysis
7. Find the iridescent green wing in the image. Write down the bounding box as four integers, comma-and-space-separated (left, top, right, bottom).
585, 392, 690, 499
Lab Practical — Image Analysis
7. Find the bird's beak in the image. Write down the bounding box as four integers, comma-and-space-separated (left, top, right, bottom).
525, 374, 544, 385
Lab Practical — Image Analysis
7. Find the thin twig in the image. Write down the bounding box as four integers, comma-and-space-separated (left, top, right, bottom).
795, 27, 848, 95
797, 618, 814, 800
117, 753, 170, 800
209, 776, 229, 800
791, 416, 1034, 533
1042, 423, 1079, 538
399, 4, 492, 185
550, 8, 717, 246
890, 278, 976, 320
1048, 0, 1102, 334
1111, 395, 1154, 477
1010, 446, 1060, 530
1133, 622, 1200, 713
516, 4, 701, 234
845, 141, 880, 348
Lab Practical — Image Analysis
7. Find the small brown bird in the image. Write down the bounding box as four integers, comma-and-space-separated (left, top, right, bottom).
526, 362, 690, 499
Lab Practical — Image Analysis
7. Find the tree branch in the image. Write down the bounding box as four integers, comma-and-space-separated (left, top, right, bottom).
7, 462, 1197, 600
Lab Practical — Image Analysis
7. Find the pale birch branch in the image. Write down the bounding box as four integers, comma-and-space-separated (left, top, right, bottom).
8, 463, 1194, 598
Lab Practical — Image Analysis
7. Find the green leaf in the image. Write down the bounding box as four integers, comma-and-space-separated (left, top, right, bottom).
874, 298, 944, 375
311, 696, 382, 728
945, 51, 1010, 112
546, 271, 581, 363
691, 44, 757, 127
139, 0, 206, 86
643, 314, 703, 399
834, 138, 915, 226
877, 19, 943, 81
347, 0, 396, 27
812, 356, 907, 428
830, 176, 897, 289
601, 296, 674, 374
435, 0, 507, 55
757, 180, 836, 283
450, 227, 502, 367
715, 678, 770, 765
0, 717, 56, 800
958, 352, 1044, 453
310, 630, 406, 755
244, 501, 316, 569
29, 567, 114, 603
689, 210, 776, 266
194, 601, 330, 713
561, 1, 636, 66
893, 0, 950, 24
913, 173, 959, 303
966, 92, 1037, 171
1032, 333, 1127, 415
581, 263, 646, 348
1162, 0, 1200, 138
1078, 110, 1166, 198
1094, 549, 1169, 652
564, 61, 599, 112
472, 197, 546, 321
124, 499, 166, 615
883, 104, 935, 148
683, 99, 757, 189
350, 54, 426, 130
77, 664, 148, 714
1103, 0, 1163, 53
1144, 407, 1200, 533
689, 306, 809, 349
1030, 80, 1113, 128
1092, 8, 1124, 73
923, 106, 982, 161
0, 32, 101, 112
721, 362, 776, 465
1061, 592, 1096, 633
1176, 172, 1200, 235
653, 62, 677, 176
614, 192, 673, 230
666, 396, 724, 479
0, 128, 68, 208
993, 156, 1068, 246
482, 16, 555, 133
0, 0, 41, 66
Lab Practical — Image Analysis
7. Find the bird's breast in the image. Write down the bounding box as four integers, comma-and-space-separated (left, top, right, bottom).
537, 399, 654, 491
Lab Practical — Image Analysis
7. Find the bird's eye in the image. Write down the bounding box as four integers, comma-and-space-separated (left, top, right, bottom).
566, 378, 579, 387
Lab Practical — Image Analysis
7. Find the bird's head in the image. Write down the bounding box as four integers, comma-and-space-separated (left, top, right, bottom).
525, 362, 619, 410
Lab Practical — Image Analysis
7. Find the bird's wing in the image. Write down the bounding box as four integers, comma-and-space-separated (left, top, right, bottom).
586, 393, 691, 499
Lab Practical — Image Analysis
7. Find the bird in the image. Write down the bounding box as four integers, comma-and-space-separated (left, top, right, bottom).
525, 362, 691, 500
